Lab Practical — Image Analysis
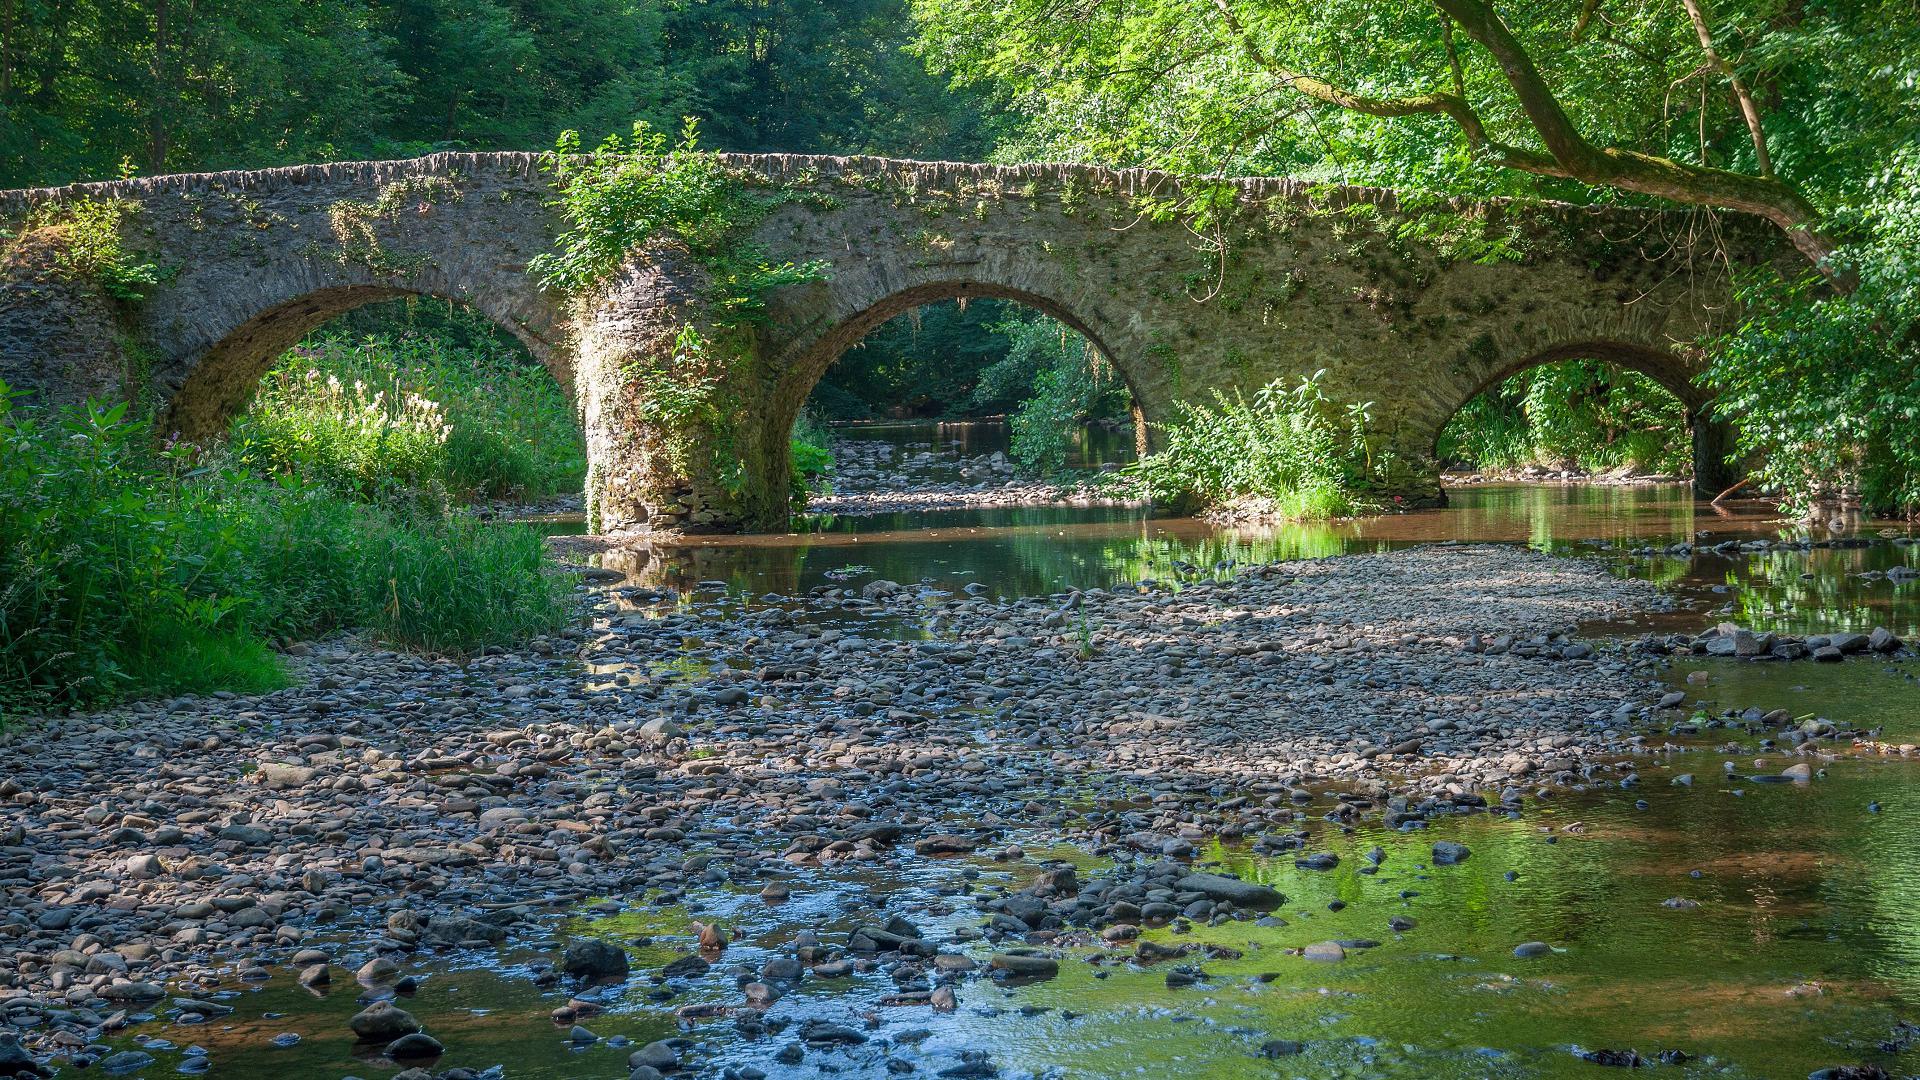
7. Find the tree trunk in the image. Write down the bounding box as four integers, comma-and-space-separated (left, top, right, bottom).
147, 0, 171, 172
0, 0, 16, 103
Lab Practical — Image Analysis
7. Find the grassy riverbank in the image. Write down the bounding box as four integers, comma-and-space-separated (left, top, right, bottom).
0, 385, 576, 718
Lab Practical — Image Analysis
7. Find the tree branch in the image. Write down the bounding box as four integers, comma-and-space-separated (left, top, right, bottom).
1431, 0, 1835, 272
1680, 0, 1773, 177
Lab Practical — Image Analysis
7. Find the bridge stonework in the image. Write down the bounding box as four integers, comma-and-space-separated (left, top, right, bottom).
0, 152, 1779, 531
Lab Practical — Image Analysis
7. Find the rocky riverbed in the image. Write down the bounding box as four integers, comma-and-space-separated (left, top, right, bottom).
803, 438, 1135, 517
0, 545, 1702, 1074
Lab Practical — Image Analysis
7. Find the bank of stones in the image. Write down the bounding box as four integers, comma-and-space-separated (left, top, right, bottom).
804, 437, 1132, 517
0, 545, 1674, 1067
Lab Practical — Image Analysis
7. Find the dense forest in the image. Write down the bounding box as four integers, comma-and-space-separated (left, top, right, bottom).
0, 0, 995, 186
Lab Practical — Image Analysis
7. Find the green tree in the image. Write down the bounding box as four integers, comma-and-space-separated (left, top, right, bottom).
913, 0, 1917, 271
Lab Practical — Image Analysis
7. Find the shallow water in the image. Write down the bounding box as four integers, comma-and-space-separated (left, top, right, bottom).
583, 420, 1920, 639
115, 733, 1920, 1080
118, 422, 1920, 1079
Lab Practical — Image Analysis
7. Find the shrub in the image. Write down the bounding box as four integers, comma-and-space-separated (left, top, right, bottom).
789, 407, 836, 504
230, 313, 585, 503
1438, 361, 1689, 475
0, 384, 576, 717
971, 313, 1130, 475
1706, 147, 1920, 517
1127, 371, 1376, 518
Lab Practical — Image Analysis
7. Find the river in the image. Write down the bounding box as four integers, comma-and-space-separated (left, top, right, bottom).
94, 420, 1920, 1080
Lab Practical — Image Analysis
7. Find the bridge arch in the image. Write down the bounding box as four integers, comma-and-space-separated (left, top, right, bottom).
158, 284, 567, 440
745, 279, 1155, 513
1423, 338, 1732, 491
770, 280, 1150, 441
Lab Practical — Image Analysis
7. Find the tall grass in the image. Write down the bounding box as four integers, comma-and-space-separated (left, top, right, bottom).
0, 384, 576, 718
1127, 372, 1376, 518
231, 319, 586, 503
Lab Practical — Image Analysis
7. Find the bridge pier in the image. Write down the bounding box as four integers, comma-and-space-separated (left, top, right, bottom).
1690, 410, 1743, 497
573, 253, 795, 533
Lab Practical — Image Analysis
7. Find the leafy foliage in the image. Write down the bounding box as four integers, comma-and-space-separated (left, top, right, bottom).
914, 0, 1920, 508
1439, 361, 1690, 475
978, 315, 1131, 475
230, 302, 585, 504
788, 407, 836, 505
1707, 147, 1920, 517
532, 119, 825, 308
0, 383, 575, 715
1128, 372, 1380, 518
0, 0, 993, 189
4, 199, 168, 300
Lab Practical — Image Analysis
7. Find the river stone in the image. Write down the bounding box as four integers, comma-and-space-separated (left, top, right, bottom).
1302, 942, 1345, 962
628, 1041, 678, 1070
357, 957, 400, 983
98, 1051, 154, 1076
989, 953, 1059, 978
1175, 872, 1284, 910
386, 1034, 445, 1059
101, 980, 165, 1002
1513, 941, 1552, 958
1431, 841, 1471, 865
0, 1036, 42, 1078
349, 1002, 421, 1042
562, 938, 629, 979
637, 716, 684, 744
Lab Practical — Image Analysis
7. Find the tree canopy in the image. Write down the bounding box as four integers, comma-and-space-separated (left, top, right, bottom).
912, 0, 1918, 269
0, 0, 996, 187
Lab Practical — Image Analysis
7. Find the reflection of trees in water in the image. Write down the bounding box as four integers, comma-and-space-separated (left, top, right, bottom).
1196, 760, 1920, 1066
999, 519, 1363, 593
1723, 545, 1920, 636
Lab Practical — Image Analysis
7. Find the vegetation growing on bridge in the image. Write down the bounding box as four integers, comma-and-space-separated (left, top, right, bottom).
1, 199, 167, 301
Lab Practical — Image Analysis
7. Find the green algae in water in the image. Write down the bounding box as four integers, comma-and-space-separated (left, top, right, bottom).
112, 754, 1920, 1079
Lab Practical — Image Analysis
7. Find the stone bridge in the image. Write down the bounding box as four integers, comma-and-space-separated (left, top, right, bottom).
0, 152, 1782, 531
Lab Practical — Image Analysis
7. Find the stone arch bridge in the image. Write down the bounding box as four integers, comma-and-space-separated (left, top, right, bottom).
0, 152, 1781, 531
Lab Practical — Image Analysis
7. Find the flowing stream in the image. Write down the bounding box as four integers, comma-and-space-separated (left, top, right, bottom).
106, 420, 1920, 1080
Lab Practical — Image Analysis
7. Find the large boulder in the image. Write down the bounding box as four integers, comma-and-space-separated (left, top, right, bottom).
562, 938, 630, 979
1175, 872, 1285, 911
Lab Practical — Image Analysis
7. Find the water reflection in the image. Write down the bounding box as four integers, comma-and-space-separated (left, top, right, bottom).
575, 481, 1916, 639
118, 747, 1920, 1080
